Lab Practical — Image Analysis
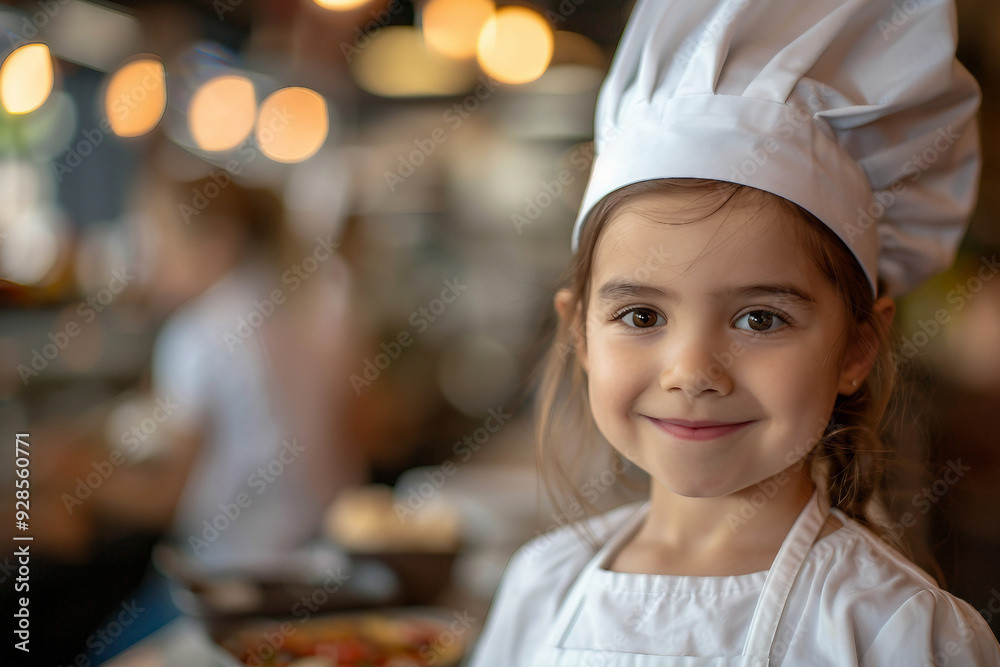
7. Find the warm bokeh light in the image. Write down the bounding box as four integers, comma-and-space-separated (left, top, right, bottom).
423, 0, 494, 60
352, 26, 476, 97
188, 75, 256, 152
106, 58, 166, 138
312, 0, 370, 10
0, 44, 54, 115
476, 6, 553, 85
256, 87, 329, 163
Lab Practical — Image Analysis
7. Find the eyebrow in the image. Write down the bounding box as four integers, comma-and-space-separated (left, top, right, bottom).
595, 280, 816, 306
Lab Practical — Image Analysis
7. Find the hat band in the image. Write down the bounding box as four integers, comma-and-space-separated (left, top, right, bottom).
573, 94, 878, 298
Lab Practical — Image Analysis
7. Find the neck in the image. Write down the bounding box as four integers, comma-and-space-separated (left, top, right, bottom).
640, 467, 816, 557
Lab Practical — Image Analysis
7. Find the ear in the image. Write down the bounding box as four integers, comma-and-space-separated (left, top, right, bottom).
838, 296, 895, 395
554, 289, 587, 373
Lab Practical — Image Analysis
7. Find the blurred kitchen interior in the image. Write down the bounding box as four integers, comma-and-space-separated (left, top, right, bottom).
0, 0, 998, 664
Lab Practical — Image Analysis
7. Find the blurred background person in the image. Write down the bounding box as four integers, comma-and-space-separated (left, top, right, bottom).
77, 141, 367, 661
99, 143, 366, 570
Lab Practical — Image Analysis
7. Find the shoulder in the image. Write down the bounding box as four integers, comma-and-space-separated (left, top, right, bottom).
152, 302, 225, 383
155, 270, 266, 358
505, 501, 644, 585
805, 508, 942, 602
789, 508, 1000, 665
153, 274, 268, 402
859, 587, 1000, 666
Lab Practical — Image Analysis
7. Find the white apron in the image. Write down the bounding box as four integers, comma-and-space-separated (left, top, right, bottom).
530, 490, 828, 666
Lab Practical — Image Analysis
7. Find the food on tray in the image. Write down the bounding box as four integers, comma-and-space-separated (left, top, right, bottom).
223, 612, 464, 666
324, 484, 459, 553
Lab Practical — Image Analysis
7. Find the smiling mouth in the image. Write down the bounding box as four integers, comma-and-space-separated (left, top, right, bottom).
645, 417, 755, 441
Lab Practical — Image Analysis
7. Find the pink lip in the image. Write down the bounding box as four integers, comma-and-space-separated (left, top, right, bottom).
647, 417, 755, 441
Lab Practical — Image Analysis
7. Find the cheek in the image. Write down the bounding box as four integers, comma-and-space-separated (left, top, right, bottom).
745, 344, 840, 448
585, 333, 650, 416
763, 330, 843, 391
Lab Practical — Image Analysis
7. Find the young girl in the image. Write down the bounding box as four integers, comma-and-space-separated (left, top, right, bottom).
467, 0, 1000, 664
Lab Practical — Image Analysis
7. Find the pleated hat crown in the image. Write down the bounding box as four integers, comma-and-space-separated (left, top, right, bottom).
571, 0, 982, 298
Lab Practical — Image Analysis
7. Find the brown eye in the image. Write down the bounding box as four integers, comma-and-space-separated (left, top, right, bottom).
620, 308, 664, 329
735, 310, 788, 335
747, 311, 773, 331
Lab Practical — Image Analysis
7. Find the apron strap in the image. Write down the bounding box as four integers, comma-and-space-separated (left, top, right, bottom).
548, 501, 650, 647
543, 490, 828, 660
742, 488, 828, 659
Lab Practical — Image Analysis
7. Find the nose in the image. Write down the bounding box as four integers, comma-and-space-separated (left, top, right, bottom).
658, 326, 735, 399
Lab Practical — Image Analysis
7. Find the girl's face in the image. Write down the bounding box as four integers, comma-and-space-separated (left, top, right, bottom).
578, 190, 862, 498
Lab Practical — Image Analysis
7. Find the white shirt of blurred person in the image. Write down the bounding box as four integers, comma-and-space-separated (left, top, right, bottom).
137, 172, 365, 572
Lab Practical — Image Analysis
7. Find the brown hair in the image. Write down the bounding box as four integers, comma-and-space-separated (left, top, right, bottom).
536, 178, 921, 566
171, 174, 302, 270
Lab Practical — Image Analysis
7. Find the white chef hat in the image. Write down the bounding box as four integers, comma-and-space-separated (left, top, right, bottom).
571, 0, 982, 299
